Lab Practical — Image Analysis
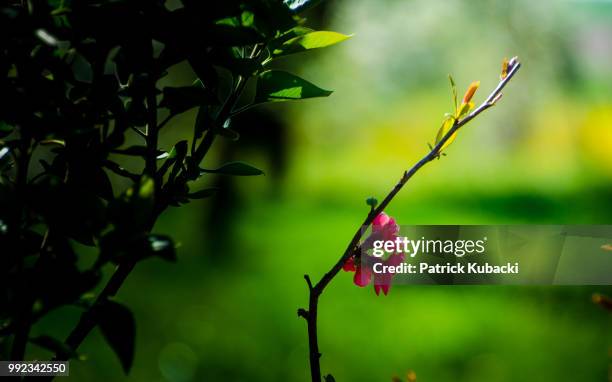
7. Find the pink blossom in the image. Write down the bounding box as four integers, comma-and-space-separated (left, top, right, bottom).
342, 256, 356, 272
343, 213, 404, 295
373, 253, 405, 296
353, 265, 371, 287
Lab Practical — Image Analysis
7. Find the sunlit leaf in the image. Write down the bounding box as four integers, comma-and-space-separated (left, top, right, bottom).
272, 31, 351, 57
270, 26, 314, 47
435, 117, 457, 153
255, 70, 332, 104
283, 0, 324, 13
448, 74, 458, 111
456, 101, 474, 119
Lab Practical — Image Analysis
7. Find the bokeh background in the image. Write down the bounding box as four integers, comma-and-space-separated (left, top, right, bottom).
31, 0, 612, 380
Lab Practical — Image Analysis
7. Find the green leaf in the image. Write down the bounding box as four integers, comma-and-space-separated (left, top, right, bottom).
138, 176, 154, 200
366, 197, 378, 208
30, 335, 78, 360
94, 301, 135, 374
271, 26, 314, 47
448, 74, 458, 111
272, 31, 351, 57
241, 11, 255, 28
435, 117, 457, 153
172, 140, 188, 161
168, 140, 188, 180
255, 70, 332, 104
201, 161, 264, 176
0, 121, 13, 138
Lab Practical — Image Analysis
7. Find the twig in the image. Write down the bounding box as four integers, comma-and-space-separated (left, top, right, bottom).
299, 59, 521, 382
130, 126, 147, 139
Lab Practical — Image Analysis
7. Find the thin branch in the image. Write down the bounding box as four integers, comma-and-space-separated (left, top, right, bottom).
130, 126, 147, 139
300, 59, 521, 382
304, 274, 314, 291
145, 84, 159, 177
103, 160, 139, 181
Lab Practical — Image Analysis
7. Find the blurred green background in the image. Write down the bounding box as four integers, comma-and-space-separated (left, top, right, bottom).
31, 0, 612, 380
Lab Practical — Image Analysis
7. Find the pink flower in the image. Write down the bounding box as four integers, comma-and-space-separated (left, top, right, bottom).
342, 256, 356, 272
372, 212, 399, 241
343, 212, 404, 295
353, 265, 371, 287
373, 253, 405, 296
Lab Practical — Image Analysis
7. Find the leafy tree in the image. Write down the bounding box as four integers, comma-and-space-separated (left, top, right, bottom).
0, 0, 348, 376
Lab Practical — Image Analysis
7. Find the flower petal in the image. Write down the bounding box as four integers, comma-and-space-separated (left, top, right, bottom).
372, 213, 390, 230
343, 256, 356, 272
353, 266, 371, 287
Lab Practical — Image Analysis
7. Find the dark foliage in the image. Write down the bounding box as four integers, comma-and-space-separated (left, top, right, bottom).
0, 0, 342, 374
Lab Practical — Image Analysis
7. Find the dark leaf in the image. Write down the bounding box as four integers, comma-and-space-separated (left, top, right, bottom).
107, 176, 154, 233
201, 161, 264, 176
205, 24, 263, 46
94, 301, 135, 374
168, 140, 188, 180
0, 121, 14, 138
216, 127, 240, 141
